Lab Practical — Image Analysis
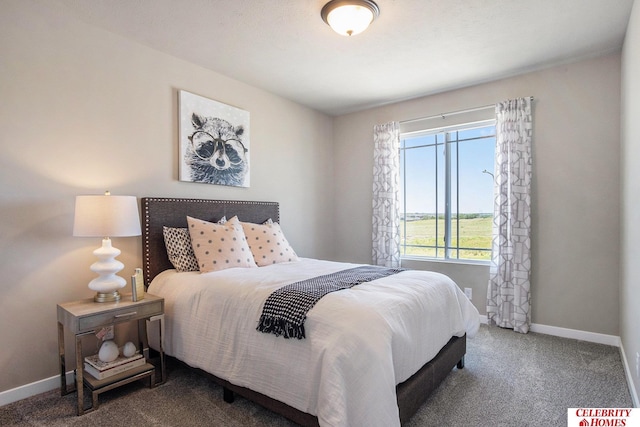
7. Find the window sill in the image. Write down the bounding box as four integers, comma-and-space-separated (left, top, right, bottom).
401, 256, 490, 267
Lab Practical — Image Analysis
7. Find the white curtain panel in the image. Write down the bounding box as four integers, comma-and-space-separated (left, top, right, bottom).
487, 97, 533, 334
372, 121, 401, 268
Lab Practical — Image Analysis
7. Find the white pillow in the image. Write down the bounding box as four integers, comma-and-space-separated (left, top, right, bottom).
162, 216, 227, 272
242, 219, 299, 267
187, 215, 256, 273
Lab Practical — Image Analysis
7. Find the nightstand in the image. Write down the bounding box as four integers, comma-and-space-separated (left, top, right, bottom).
57, 294, 165, 415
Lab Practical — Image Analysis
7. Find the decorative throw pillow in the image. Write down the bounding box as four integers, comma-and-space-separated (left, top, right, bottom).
162, 216, 227, 273
241, 219, 299, 266
162, 226, 199, 272
187, 215, 256, 273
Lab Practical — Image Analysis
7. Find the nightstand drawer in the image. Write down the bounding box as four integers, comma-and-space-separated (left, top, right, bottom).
78, 300, 163, 331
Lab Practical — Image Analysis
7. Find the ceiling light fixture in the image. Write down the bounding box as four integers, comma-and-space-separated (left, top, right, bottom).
321, 0, 380, 37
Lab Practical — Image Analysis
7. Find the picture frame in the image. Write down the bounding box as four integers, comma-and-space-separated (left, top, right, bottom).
178, 90, 250, 187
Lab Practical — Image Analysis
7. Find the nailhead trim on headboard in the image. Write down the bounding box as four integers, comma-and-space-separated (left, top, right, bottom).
141, 198, 280, 287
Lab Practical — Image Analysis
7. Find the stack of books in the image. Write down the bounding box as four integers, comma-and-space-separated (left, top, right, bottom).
84, 352, 145, 380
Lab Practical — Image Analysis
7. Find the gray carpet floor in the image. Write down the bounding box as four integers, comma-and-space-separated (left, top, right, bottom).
0, 324, 632, 426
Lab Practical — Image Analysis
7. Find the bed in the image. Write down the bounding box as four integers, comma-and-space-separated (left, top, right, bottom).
141, 197, 480, 426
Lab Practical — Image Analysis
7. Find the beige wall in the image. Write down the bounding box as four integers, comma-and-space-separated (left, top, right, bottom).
333, 53, 621, 336
621, 0, 640, 405
0, 0, 334, 393
0, 0, 632, 400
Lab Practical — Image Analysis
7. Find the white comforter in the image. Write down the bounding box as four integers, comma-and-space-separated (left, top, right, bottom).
148, 258, 479, 427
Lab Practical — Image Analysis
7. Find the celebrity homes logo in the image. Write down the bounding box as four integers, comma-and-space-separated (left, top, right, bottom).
568, 408, 638, 426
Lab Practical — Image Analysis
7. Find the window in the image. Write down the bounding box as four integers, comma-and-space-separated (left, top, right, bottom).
399, 119, 495, 262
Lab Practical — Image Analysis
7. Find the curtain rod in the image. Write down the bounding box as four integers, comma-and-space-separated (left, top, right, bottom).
400, 96, 534, 125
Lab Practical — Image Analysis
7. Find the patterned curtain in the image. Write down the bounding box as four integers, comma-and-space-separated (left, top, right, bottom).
372, 121, 401, 268
487, 97, 533, 334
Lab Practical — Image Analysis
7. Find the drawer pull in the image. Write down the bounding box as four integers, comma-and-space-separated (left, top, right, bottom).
114, 311, 138, 318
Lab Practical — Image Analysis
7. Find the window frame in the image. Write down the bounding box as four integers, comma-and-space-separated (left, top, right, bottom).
399, 118, 496, 264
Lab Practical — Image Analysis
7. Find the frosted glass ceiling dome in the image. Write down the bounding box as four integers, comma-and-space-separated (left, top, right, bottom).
321, 0, 380, 36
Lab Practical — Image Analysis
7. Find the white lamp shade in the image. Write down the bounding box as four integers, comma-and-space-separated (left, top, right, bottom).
73, 195, 141, 238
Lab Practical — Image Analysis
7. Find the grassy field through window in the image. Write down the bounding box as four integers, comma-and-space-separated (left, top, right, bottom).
401, 215, 492, 261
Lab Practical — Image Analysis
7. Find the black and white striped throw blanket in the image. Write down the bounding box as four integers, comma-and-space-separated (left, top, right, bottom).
256, 265, 405, 339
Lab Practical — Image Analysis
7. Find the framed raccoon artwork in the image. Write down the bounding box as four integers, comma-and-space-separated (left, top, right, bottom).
179, 90, 250, 187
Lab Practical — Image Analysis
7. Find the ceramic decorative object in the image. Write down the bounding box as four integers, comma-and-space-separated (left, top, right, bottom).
122, 341, 137, 358
98, 340, 119, 362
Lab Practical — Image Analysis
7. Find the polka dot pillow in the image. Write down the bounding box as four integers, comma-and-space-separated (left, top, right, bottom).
162, 216, 227, 272
162, 226, 199, 272
187, 215, 256, 273
241, 220, 299, 266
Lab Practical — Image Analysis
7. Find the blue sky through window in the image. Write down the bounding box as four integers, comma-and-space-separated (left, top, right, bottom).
400, 126, 495, 214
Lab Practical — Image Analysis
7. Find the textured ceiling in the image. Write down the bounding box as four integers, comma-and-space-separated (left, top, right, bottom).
52, 0, 634, 116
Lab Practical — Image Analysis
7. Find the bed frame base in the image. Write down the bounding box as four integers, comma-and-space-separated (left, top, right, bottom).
396, 334, 466, 424
208, 335, 465, 426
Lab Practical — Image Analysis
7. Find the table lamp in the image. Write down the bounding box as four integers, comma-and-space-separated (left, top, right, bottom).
73, 191, 141, 302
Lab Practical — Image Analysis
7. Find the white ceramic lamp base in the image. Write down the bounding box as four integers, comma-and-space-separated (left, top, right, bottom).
89, 238, 126, 302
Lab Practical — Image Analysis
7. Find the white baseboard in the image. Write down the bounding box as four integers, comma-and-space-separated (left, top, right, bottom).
0, 371, 74, 407
479, 314, 621, 347
619, 342, 640, 408
529, 323, 621, 347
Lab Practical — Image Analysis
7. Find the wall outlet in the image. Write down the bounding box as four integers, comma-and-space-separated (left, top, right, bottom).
464, 288, 473, 300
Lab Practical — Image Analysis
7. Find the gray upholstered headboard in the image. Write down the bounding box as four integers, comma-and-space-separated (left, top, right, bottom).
141, 197, 279, 287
